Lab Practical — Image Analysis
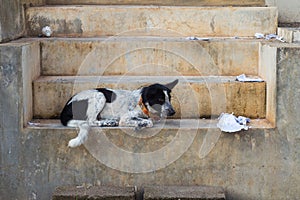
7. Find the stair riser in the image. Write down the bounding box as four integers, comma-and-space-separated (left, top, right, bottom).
26, 6, 277, 37
22, 126, 278, 200
46, 0, 265, 6
41, 39, 259, 76
33, 78, 266, 119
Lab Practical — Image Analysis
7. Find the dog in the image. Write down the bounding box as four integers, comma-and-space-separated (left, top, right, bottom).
60, 79, 178, 147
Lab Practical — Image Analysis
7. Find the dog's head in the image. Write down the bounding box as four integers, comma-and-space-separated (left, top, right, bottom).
141, 79, 178, 118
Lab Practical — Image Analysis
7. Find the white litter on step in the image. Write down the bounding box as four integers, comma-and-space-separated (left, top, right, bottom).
186, 36, 210, 41
265, 34, 277, 40
255, 33, 265, 39
217, 113, 250, 133
255, 33, 285, 42
42, 26, 52, 37
27, 121, 40, 126
236, 74, 264, 82
236, 116, 251, 126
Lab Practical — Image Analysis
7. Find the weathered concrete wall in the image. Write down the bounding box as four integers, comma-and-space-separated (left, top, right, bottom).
0, 0, 24, 42
0, 0, 45, 43
22, 0, 46, 6
0, 44, 25, 199
0, 41, 40, 199
266, 0, 300, 24
0, 1, 299, 200
0, 42, 300, 199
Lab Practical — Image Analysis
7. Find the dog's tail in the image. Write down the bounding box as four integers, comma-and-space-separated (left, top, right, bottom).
67, 120, 90, 148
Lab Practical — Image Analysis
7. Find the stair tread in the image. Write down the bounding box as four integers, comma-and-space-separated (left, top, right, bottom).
10, 36, 277, 43
47, 0, 265, 6
144, 185, 225, 200
35, 75, 263, 83
53, 185, 135, 200
27, 119, 273, 130
39, 36, 260, 41
7, 36, 291, 43
27, 4, 272, 8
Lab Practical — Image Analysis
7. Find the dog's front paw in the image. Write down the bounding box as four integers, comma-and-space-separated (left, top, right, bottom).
137, 119, 153, 128
102, 119, 119, 127
93, 119, 119, 127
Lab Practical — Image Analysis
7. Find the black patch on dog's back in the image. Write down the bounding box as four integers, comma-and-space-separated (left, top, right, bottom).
60, 99, 89, 126
60, 88, 116, 126
96, 88, 116, 103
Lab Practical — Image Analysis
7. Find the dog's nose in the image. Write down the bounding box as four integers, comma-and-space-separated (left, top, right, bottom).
168, 108, 176, 116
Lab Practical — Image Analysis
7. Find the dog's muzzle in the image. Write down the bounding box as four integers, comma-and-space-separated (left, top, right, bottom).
167, 107, 176, 116
163, 103, 176, 116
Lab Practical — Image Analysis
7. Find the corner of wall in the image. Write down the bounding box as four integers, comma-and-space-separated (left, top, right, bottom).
259, 42, 277, 126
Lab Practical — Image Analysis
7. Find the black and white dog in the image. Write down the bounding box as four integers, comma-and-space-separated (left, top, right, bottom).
60, 79, 178, 147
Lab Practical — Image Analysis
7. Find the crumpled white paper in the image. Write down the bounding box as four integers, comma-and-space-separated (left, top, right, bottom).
42, 26, 52, 37
186, 36, 210, 41
236, 74, 264, 82
217, 113, 250, 133
27, 121, 40, 126
255, 33, 265, 39
255, 33, 285, 42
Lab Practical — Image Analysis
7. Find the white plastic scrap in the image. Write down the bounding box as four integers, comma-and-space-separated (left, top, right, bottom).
217, 113, 250, 133
255, 33, 265, 39
27, 121, 40, 126
236, 74, 263, 82
236, 116, 251, 126
255, 33, 285, 42
186, 36, 210, 41
42, 26, 52, 37
265, 34, 277, 40
266, 34, 285, 42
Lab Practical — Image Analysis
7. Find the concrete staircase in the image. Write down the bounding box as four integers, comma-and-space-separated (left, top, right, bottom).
24, 2, 277, 124
5, 0, 281, 199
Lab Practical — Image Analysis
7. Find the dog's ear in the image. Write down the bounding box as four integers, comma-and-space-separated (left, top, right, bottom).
164, 79, 179, 90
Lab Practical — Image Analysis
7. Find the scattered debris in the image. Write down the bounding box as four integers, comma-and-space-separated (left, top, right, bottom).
265, 34, 278, 40
254, 33, 265, 39
27, 121, 40, 126
217, 113, 250, 133
41, 26, 52, 37
236, 74, 264, 82
186, 36, 210, 41
255, 33, 285, 42
76, 183, 93, 189
236, 116, 251, 126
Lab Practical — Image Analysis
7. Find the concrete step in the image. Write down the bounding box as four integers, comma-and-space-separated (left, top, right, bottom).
26, 6, 277, 37
52, 185, 226, 200
278, 27, 300, 43
40, 37, 259, 76
33, 76, 266, 119
52, 185, 135, 200
46, 0, 265, 6
28, 118, 273, 130
143, 185, 225, 200
26, 118, 274, 196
